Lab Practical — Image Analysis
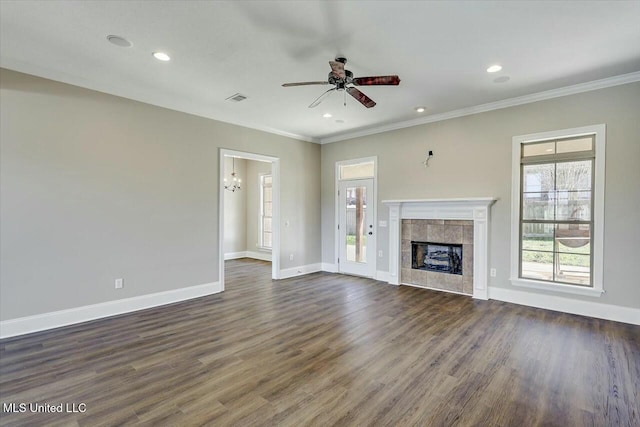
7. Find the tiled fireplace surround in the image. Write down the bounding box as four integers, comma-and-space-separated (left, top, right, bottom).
382, 198, 497, 300
402, 219, 474, 295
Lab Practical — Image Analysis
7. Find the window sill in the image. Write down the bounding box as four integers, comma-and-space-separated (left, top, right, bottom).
257, 247, 272, 252
510, 277, 604, 297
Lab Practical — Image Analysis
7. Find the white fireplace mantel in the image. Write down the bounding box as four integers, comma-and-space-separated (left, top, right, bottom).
382, 198, 497, 300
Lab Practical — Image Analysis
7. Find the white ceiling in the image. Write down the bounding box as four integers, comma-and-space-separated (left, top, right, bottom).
2, 1, 640, 143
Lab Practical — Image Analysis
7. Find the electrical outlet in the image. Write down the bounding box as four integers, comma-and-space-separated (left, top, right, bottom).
378, 250, 383, 257
490, 268, 497, 277
289, 254, 294, 261
115, 278, 124, 289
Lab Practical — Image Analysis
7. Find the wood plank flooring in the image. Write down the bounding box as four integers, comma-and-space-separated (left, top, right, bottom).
1, 258, 638, 426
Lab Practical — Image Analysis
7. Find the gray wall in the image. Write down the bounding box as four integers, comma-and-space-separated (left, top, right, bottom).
321, 82, 640, 309
0, 69, 321, 320
223, 157, 247, 255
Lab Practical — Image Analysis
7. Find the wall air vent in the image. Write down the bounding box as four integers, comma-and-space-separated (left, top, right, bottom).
226, 93, 247, 102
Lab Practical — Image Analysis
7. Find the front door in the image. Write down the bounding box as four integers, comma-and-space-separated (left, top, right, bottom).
338, 179, 375, 277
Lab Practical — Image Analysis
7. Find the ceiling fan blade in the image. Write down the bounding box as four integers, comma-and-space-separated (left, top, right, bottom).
282, 81, 329, 87
308, 88, 337, 108
329, 60, 346, 79
352, 75, 401, 86
346, 87, 376, 108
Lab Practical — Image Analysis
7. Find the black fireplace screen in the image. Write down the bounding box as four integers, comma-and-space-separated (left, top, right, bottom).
411, 241, 463, 275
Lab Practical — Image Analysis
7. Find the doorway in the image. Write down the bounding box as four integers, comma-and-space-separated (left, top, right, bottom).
335, 157, 377, 278
219, 149, 280, 291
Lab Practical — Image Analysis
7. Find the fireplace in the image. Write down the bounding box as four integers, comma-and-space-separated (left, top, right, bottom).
412, 241, 463, 275
382, 198, 497, 299
401, 220, 472, 294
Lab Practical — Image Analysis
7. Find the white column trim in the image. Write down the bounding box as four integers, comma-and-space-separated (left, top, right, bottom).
387, 203, 401, 285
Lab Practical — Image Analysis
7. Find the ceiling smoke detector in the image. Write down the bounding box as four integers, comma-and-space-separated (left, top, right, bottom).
226, 93, 248, 102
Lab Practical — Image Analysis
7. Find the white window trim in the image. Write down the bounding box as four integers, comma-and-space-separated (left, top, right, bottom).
258, 173, 272, 252
510, 124, 605, 297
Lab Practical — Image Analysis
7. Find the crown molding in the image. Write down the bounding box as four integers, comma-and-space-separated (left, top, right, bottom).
210, 116, 319, 144
319, 71, 640, 144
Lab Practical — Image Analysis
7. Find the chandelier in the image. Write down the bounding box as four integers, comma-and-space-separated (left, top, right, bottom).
224, 157, 242, 192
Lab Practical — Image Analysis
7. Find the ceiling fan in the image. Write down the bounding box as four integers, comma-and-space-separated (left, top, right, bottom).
282, 57, 400, 109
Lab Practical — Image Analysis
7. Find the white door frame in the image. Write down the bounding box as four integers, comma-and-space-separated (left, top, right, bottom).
335, 156, 377, 277
219, 149, 280, 291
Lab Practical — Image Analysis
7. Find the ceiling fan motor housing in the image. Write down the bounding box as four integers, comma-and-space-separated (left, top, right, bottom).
328, 69, 353, 86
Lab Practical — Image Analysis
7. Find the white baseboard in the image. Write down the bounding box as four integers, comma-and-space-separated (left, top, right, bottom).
246, 251, 272, 262
320, 266, 389, 282
224, 251, 247, 260
489, 286, 640, 325
279, 263, 322, 279
0, 281, 221, 339
321, 262, 337, 273
375, 270, 390, 282
225, 251, 272, 261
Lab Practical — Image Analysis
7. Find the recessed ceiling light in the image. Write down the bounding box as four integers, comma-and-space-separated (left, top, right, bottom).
153, 52, 171, 61
335, 119, 345, 124
107, 35, 132, 48
493, 76, 510, 83
323, 113, 332, 118
415, 107, 425, 113
487, 64, 502, 73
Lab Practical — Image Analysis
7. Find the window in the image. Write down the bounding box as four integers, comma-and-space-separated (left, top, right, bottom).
339, 161, 374, 180
259, 174, 273, 249
511, 125, 605, 296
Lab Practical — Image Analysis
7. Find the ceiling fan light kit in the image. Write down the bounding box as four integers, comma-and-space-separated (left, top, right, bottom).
283, 56, 400, 109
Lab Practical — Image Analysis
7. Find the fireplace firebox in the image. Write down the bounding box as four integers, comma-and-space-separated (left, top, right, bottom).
411, 241, 463, 275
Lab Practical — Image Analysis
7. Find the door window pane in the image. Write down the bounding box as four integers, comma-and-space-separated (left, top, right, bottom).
345, 186, 367, 263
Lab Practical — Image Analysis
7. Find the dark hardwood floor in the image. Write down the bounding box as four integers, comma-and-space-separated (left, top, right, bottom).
1, 258, 638, 426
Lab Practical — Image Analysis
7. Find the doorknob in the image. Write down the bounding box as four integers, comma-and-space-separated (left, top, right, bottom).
368, 231, 373, 235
